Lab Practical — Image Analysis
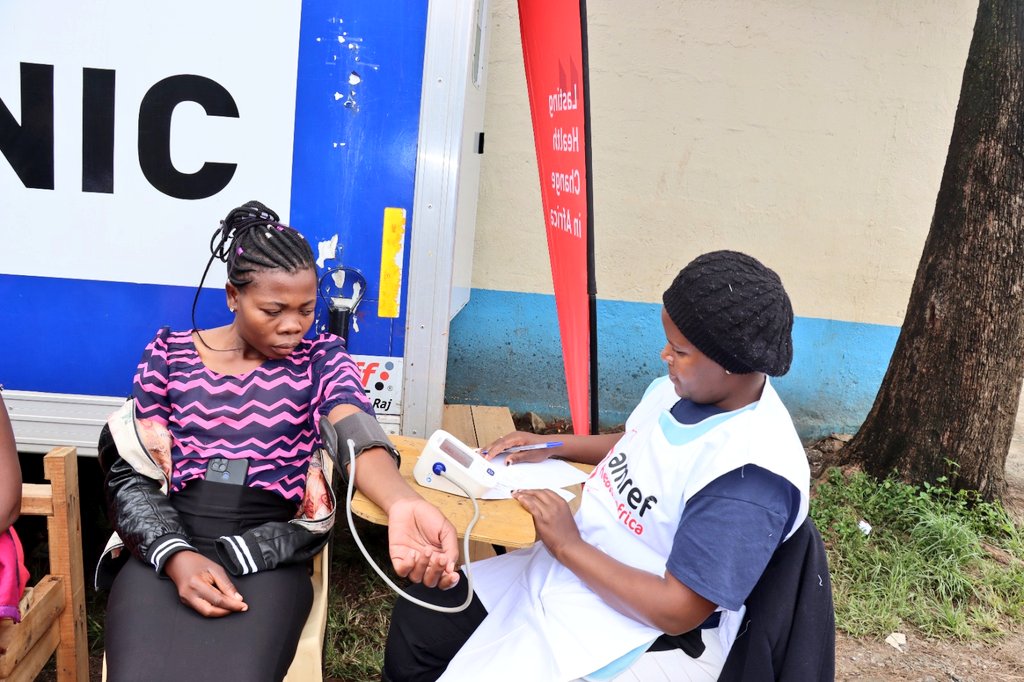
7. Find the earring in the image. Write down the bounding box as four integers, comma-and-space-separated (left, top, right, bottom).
229, 307, 236, 313
725, 370, 733, 375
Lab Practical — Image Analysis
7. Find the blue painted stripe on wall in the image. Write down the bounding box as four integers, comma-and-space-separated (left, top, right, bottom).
445, 288, 901, 440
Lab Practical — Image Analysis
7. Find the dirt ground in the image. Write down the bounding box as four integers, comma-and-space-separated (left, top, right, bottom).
834, 628, 1024, 682
827, 400, 1024, 682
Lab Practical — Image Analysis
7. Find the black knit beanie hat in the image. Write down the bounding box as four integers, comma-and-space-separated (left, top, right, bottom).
662, 251, 794, 376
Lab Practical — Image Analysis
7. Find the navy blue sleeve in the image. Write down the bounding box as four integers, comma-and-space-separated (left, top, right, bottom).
666, 465, 799, 612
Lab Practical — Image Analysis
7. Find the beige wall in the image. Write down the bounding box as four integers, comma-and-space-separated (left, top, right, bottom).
472, 0, 977, 326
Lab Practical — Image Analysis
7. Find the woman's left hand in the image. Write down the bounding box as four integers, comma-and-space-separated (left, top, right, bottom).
512, 489, 582, 560
386, 497, 461, 589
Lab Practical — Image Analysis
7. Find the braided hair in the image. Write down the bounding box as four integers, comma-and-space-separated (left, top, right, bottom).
191, 200, 317, 347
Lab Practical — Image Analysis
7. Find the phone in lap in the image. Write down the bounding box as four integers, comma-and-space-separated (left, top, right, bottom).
204, 457, 249, 485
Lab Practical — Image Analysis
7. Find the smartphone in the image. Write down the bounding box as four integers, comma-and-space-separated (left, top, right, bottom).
204, 457, 249, 485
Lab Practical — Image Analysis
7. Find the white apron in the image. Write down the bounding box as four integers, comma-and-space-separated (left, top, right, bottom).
440, 377, 809, 682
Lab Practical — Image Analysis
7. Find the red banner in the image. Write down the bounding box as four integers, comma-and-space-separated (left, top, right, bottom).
518, 0, 591, 434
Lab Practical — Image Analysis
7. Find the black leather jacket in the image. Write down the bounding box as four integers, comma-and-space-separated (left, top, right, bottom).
95, 422, 333, 589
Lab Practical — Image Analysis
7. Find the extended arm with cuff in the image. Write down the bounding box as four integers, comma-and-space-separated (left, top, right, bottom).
319, 411, 401, 484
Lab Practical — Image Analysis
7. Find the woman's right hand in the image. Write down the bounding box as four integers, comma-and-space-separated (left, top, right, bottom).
481, 430, 553, 464
164, 551, 248, 617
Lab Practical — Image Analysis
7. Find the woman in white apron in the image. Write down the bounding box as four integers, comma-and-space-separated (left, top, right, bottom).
383, 251, 810, 682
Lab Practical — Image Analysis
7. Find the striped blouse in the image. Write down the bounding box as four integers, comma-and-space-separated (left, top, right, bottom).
132, 328, 372, 502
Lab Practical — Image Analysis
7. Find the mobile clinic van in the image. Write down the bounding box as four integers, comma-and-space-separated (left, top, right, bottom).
0, 0, 489, 454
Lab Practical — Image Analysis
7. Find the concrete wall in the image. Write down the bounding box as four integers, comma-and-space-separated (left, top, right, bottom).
445, 0, 979, 438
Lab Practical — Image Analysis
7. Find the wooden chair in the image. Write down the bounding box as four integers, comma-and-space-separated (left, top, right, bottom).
283, 455, 333, 682
718, 516, 836, 680
0, 446, 88, 682
282, 541, 330, 681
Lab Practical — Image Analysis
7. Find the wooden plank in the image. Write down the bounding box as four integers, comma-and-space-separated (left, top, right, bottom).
0, 577, 65, 677
462, 540, 497, 565
350, 436, 537, 549
442, 404, 478, 447
2, 620, 60, 682
16, 586, 33, 618
468, 406, 515, 447
283, 543, 329, 682
350, 421, 592, 564
19, 484, 53, 517
43, 447, 88, 682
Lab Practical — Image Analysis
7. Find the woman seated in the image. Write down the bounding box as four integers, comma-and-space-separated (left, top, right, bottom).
383, 251, 811, 682
100, 202, 459, 682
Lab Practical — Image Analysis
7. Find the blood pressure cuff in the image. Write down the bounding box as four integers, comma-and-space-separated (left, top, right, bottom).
320, 412, 401, 485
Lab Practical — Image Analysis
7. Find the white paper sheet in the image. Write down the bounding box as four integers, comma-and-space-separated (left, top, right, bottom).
476, 455, 590, 501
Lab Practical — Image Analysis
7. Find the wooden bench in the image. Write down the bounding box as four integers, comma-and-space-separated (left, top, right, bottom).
0, 447, 88, 682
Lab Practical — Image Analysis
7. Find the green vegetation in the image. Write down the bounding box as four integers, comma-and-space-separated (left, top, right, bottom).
812, 467, 1024, 640
324, 520, 401, 681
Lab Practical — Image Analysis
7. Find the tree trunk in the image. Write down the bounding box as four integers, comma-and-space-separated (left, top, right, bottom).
843, 0, 1024, 501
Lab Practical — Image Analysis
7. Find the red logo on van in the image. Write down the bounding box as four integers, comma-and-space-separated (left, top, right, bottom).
357, 361, 392, 388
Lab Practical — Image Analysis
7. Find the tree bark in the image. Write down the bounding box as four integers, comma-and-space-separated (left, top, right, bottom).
842, 0, 1024, 501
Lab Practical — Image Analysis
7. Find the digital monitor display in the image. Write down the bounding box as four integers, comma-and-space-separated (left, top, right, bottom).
440, 438, 475, 468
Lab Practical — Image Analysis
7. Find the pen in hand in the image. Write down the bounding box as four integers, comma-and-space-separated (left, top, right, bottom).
480, 441, 564, 463
502, 441, 563, 454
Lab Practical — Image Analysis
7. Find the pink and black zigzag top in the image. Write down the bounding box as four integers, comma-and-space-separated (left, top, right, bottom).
132, 328, 372, 502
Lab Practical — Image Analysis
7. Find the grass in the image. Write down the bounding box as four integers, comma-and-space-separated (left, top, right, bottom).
811, 467, 1024, 640
324, 519, 403, 682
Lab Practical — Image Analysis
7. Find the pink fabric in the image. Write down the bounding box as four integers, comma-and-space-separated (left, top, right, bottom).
0, 527, 29, 623
133, 329, 371, 501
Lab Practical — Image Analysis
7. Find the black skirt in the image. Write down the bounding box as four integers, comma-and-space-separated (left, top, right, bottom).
104, 481, 314, 682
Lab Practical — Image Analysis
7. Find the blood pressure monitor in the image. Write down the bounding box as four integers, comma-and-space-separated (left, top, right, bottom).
413, 429, 500, 498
